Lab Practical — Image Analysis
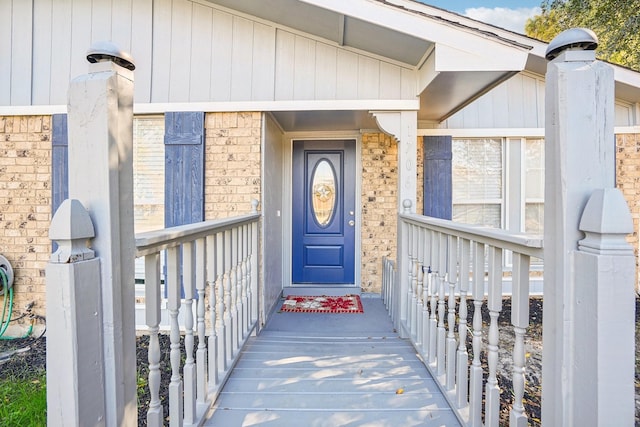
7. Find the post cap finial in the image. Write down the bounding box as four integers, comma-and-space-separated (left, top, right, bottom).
86, 41, 135, 71
545, 28, 598, 61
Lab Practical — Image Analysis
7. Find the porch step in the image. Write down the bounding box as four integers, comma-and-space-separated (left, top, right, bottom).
205, 298, 461, 427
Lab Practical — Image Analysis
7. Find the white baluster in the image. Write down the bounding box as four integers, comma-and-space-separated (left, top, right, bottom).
446, 236, 458, 390
485, 246, 503, 427
456, 238, 471, 409
510, 253, 530, 427
183, 242, 196, 424
407, 224, 415, 339
250, 216, 259, 326
230, 228, 239, 356
437, 233, 447, 377
469, 241, 485, 427
195, 238, 208, 405
167, 246, 184, 426
240, 224, 249, 338
223, 230, 233, 365
216, 251, 227, 375
415, 227, 424, 347
145, 253, 163, 427
206, 235, 218, 388
421, 229, 432, 356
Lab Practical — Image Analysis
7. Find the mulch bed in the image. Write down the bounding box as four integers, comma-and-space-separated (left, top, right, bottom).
1, 297, 638, 426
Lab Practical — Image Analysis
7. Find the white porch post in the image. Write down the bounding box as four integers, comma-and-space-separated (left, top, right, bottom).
67, 42, 137, 426
542, 29, 634, 426
46, 200, 105, 426
371, 110, 417, 337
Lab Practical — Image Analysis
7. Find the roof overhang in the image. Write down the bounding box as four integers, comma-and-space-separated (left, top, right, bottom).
203, 0, 640, 129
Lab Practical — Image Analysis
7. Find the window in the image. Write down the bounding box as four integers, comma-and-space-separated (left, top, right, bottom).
133, 116, 165, 233
451, 137, 545, 234
452, 138, 503, 228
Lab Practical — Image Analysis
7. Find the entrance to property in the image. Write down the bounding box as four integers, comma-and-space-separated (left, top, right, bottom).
292, 140, 356, 285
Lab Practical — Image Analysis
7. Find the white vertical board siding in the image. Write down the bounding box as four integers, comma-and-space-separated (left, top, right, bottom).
230, 17, 254, 101
70, 1, 92, 82
92, 0, 112, 43
49, 0, 73, 105
11, 1, 33, 105
151, 0, 173, 102
8, 0, 415, 107
252, 23, 276, 101
274, 30, 296, 101
0, 0, 13, 104
32, 0, 53, 105
315, 43, 338, 100
293, 35, 316, 100
445, 73, 545, 129
131, 0, 152, 103
190, 3, 213, 102
169, 0, 193, 102
210, 10, 233, 101
336, 50, 359, 100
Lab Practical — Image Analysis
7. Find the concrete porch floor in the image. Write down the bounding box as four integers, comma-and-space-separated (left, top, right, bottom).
204, 295, 460, 426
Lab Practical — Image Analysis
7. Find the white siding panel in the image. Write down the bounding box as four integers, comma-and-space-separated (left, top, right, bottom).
131, 0, 152, 103
0, 0, 12, 104
190, 3, 213, 102
252, 23, 276, 101
336, 50, 358, 100
230, 16, 254, 101
293, 35, 315, 100
357, 55, 379, 99
32, 0, 53, 105
315, 43, 337, 100
11, 1, 33, 105
401, 68, 416, 99
536, 79, 545, 127
210, 10, 233, 101
506, 75, 525, 127
169, 0, 193, 102
491, 82, 509, 128
476, 93, 494, 128
462, 99, 480, 128
274, 30, 295, 101
151, 0, 172, 102
70, 0, 92, 82
521, 74, 539, 127
91, 0, 112, 43
379, 62, 401, 99
49, 0, 73, 104
111, 0, 133, 53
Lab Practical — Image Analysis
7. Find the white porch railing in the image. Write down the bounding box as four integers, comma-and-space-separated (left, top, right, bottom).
134, 202, 260, 427
382, 200, 543, 427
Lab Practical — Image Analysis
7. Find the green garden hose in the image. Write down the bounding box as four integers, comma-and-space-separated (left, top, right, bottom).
0, 267, 13, 338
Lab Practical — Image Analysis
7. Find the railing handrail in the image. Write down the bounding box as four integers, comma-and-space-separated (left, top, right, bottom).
135, 213, 261, 257
400, 212, 544, 259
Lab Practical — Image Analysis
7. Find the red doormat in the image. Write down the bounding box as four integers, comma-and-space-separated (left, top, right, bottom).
280, 295, 364, 313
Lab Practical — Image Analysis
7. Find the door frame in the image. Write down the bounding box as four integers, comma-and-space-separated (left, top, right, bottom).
282, 132, 362, 292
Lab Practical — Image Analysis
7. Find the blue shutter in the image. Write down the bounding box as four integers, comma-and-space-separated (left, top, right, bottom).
52, 114, 68, 215
423, 136, 452, 220
164, 112, 205, 227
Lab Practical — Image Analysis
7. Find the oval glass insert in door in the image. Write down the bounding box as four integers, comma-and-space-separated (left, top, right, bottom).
311, 159, 337, 227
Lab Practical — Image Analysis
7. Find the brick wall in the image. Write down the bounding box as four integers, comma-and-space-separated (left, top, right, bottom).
616, 132, 640, 288
360, 133, 399, 293
0, 116, 52, 324
204, 112, 262, 219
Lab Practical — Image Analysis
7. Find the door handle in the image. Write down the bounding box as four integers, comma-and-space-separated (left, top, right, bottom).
348, 220, 355, 227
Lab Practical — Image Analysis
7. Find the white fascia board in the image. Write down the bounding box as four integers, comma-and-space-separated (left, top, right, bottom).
0, 100, 419, 116
299, 0, 532, 55
132, 100, 420, 114
418, 128, 544, 138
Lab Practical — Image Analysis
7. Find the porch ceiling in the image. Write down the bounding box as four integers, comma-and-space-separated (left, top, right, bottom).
271, 110, 379, 132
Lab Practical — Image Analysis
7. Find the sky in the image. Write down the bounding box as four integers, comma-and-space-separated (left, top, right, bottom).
419, 1, 542, 33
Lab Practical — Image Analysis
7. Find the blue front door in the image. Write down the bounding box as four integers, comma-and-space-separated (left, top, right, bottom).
292, 140, 356, 284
